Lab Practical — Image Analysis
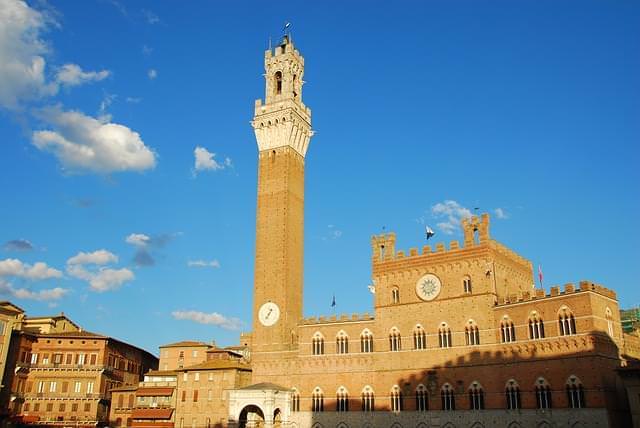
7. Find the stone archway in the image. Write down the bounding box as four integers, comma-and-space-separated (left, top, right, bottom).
238, 404, 265, 428
273, 408, 282, 428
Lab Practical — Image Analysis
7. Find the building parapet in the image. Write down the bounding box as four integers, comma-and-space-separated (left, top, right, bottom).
495, 281, 617, 306
300, 313, 375, 325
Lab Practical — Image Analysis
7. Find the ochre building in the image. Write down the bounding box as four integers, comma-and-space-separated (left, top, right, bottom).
0, 311, 157, 427
223, 34, 639, 428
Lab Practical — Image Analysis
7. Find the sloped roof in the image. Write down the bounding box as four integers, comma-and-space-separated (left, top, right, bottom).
239, 382, 290, 391
178, 360, 251, 372
159, 340, 210, 348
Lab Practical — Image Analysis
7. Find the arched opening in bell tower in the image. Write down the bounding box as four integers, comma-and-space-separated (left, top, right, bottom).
274, 71, 283, 95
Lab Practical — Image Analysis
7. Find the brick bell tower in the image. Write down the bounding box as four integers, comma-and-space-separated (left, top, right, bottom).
251, 34, 312, 355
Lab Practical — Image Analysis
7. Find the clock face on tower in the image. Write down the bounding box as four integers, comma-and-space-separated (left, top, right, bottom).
258, 302, 280, 327
415, 274, 442, 301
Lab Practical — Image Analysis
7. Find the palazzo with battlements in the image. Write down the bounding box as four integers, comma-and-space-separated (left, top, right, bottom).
223, 34, 638, 428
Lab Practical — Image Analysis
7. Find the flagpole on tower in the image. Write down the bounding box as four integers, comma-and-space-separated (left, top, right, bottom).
538, 265, 544, 290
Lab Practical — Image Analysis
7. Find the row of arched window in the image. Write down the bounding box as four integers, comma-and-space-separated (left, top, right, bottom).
299, 376, 585, 413
310, 306, 615, 355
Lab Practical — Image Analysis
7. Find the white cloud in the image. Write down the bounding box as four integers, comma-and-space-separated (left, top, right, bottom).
141, 9, 160, 24
0, 0, 57, 109
187, 259, 220, 268
0, 278, 68, 301
125, 233, 151, 247
55, 63, 110, 87
125, 96, 141, 104
32, 106, 157, 174
321, 225, 342, 241
431, 200, 473, 235
67, 249, 118, 266
494, 208, 509, 219
193, 147, 231, 175
148, 69, 157, 80
0, 258, 62, 280
171, 310, 242, 330
66, 264, 134, 292
0, 1, 114, 110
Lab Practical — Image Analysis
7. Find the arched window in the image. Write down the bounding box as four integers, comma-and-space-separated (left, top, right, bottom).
391, 287, 400, 304
566, 376, 585, 408
439, 323, 452, 348
390, 385, 403, 412
528, 312, 545, 339
312, 332, 324, 355
117, 394, 124, 408
312, 387, 324, 412
128, 394, 134, 408
468, 381, 484, 410
360, 329, 373, 353
274, 71, 283, 95
361, 386, 374, 412
291, 388, 300, 412
535, 378, 552, 409
415, 384, 428, 411
558, 307, 577, 336
336, 331, 349, 354
115, 418, 122, 427
465, 320, 480, 345
505, 379, 520, 410
441, 383, 455, 410
389, 328, 401, 352
413, 325, 426, 350
606, 308, 614, 337
463, 276, 472, 294
336, 386, 349, 412
501, 316, 516, 343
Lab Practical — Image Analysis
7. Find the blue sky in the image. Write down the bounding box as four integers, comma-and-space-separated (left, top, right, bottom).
1, 0, 638, 355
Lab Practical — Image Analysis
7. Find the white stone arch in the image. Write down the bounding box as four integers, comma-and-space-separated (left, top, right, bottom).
470, 423, 485, 428
507, 423, 522, 428
336, 329, 348, 339
312, 331, 324, 340
505, 378, 520, 388
390, 423, 403, 428
361, 384, 374, 394
442, 423, 457, 428
310, 424, 323, 428
336, 423, 349, 428
537, 422, 551, 428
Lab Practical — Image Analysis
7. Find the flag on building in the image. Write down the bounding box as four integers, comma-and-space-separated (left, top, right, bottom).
538, 265, 544, 288
425, 226, 435, 240
331, 294, 336, 308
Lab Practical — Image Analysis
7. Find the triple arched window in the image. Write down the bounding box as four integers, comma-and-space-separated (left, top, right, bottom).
336, 331, 349, 354
528, 312, 545, 339
311, 387, 324, 412
361, 386, 374, 412
535, 378, 552, 409
468, 381, 485, 410
312, 333, 325, 355
441, 383, 455, 410
336, 386, 349, 412
439, 323, 452, 348
360, 329, 373, 353
558, 307, 577, 336
389, 328, 401, 352
566, 376, 585, 408
390, 385, 403, 412
505, 379, 521, 410
501, 317, 516, 343
413, 325, 426, 350
415, 384, 428, 411
465, 320, 480, 345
